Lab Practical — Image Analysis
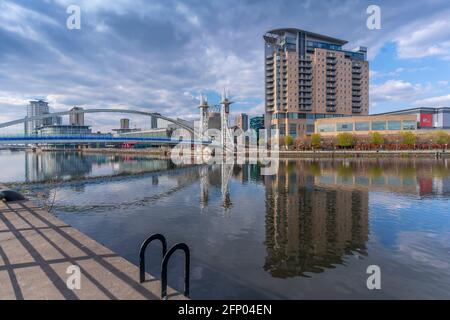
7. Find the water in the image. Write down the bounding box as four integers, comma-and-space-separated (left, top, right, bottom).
1, 150, 450, 299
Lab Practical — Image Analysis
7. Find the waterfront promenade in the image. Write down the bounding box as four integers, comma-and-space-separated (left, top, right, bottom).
0, 185, 185, 300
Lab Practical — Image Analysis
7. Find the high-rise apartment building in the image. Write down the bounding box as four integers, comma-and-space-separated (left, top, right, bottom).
120, 118, 130, 130
69, 107, 85, 126
235, 113, 249, 131
264, 28, 369, 137
26, 100, 50, 134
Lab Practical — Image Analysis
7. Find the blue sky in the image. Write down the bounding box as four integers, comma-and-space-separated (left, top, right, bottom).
0, 0, 449, 131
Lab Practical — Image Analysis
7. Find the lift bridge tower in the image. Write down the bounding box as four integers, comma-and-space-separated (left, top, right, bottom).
220, 90, 234, 153
198, 94, 209, 139
197, 91, 234, 153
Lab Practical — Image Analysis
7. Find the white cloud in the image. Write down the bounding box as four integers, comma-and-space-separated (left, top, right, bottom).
414, 94, 450, 107
395, 18, 450, 59
371, 80, 428, 103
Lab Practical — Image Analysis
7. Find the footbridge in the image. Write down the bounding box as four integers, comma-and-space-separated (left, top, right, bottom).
0, 135, 208, 145
0, 108, 195, 133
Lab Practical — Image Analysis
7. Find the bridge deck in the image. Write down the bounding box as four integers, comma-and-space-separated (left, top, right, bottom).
0, 189, 186, 300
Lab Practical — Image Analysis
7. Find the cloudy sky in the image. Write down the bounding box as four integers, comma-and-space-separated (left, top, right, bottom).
0, 0, 449, 131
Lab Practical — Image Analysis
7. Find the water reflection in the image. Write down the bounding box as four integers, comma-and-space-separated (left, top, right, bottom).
22, 151, 176, 183
2, 151, 450, 298
262, 160, 369, 278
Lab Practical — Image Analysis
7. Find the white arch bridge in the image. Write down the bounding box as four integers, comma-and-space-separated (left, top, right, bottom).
0, 108, 209, 145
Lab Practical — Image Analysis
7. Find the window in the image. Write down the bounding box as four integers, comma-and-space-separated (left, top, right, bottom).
337, 122, 354, 131
355, 121, 370, 131
279, 124, 286, 135
403, 120, 416, 130
317, 123, 335, 132
306, 124, 315, 133
289, 124, 297, 136
387, 121, 401, 130
372, 121, 386, 131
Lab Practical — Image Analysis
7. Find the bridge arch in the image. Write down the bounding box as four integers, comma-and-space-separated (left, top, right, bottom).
0, 108, 194, 134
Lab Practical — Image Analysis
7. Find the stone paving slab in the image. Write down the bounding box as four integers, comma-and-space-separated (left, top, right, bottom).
0, 197, 186, 300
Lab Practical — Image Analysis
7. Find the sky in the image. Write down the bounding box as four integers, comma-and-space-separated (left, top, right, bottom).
0, 0, 449, 132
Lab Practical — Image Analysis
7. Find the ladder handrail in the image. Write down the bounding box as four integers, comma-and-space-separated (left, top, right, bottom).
161, 243, 190, 299
139, 233, 167, 283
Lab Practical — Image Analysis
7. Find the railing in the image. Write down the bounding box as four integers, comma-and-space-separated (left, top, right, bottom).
0, 135, 211, 145
139, 233, 191, 299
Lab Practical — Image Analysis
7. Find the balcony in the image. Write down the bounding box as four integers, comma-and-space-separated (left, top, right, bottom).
326, 95, 336, 100
327, 89, 336, 94
299, 63, 312, 68
352, 102, 362, 107
299, 93, 312, 98
327, 72, 336, 77
266, 78, 274, 83
326, 83, 336, 88
299, 75, 312, 80
326, 77, 336, 82
299, 106, 313, 111
352, 80, 361, 86
299, 87, 312, 93
299, 68, 312, 74
353, 74, 362, 80
326, 107, 336, 112
352, 108, 362, 113
326, 101, 336, 106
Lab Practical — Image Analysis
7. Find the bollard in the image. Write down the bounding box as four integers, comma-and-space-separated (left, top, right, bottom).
0, 189, 26, 202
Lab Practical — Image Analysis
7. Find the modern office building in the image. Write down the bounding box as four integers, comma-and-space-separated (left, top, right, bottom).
250, 116, 265, 131
235, 113, 249, 131
264, 28, 369, 137
37, 124, 92, 136
375, 107, 450, 130
69, 107, 85, 126
315, 107, 450, 136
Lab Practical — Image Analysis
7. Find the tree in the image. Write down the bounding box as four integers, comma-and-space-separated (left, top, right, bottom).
401, 131, 417, 147
311, 133, 322, 149
284, 135, 294, 150
433, 130, 450, 145
337, 132, 354, 148
370, 132, 384, 147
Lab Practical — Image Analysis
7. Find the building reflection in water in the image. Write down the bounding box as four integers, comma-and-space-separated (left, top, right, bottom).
24, 152, 176, 183
263, 160, 369, 278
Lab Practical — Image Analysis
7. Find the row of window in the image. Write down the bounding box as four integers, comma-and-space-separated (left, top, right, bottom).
271, 123, 315, 137
272, 112, 346, 120
317, 120, 417, 133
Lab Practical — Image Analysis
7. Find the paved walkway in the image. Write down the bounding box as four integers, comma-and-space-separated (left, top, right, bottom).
0, 196, 185, 300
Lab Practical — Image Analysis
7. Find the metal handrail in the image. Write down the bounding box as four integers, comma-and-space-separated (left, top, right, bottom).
161, 243, 190, 299
139, 234, 167, 283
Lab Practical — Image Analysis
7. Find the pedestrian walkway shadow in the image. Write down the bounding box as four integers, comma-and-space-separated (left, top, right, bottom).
0, 201, 186, 300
